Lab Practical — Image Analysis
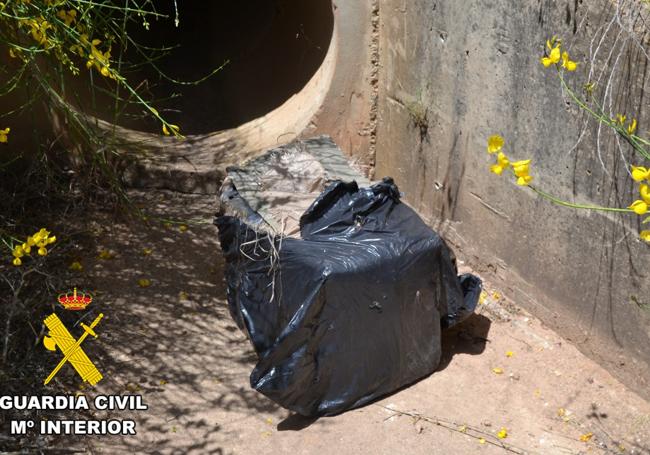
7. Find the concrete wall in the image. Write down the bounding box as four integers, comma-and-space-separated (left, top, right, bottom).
375, 0, 650, 397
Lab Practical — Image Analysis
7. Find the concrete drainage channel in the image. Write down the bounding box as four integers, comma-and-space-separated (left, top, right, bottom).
86, 0, 650, 419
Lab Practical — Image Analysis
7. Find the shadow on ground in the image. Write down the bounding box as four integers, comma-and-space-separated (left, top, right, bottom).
438, 313, 491, 371
44, 190, 650, 455
47, 190, 284, 454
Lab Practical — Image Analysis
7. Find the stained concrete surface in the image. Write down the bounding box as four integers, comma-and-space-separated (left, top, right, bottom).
49, 190, 650, 454
375, 0, 650, 401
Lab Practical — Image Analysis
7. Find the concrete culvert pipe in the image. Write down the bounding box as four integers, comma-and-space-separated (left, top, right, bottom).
56, 1, 377, 194
86, 0, 335, 135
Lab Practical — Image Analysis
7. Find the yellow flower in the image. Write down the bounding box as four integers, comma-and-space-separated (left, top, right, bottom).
179, 224, 188, 232
497, 427, 508, 439
142, 247, 153, 256
505, 351, 514, 358
27, 17, 52, 45
512, 159, 533, 186
47, 235, 56, 244
162, 123, 180, 136
12, 257, 22, 266
631, 165, 650, 182
490, 152, 510, 175
38, 247, 47, 256
21, 242, 31, 254
512, 159, 531, 176
487, 135, 504, 154
541, 44, 561, 67
629, 200, 648, 215
138, 278, 152, 288
0, 127, 10, 143
640, 231, 650, 243
517, 175, 533, 186
478, 290, 487, 304
561, 51, 577, 71
12, 245, 24, 258
56, 9, 76, 26
579, 432, 593, 442
640, 184, 650, 205
69, 261, 83, 271
85, 40, 114, 79
616, 114, 627, 125
627, 118, 637, 135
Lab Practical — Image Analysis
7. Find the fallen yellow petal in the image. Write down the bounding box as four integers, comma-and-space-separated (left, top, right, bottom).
478, 437, 486, 444
505, 351, 514, 358
497, 427, 508, 439
69, 261, 83, 271
579, 432, 593, 442
138, 278, 152, 288
492, 367, 504, 375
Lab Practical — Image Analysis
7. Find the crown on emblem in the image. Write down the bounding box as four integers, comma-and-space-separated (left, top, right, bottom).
58, 288, 93, 311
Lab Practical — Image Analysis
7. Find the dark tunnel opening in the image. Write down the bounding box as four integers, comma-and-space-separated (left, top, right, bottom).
82, 0, 335, 135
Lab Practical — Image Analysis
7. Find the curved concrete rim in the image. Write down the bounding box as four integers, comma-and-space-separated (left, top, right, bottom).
106, 1, 375, 194
96, 13, 335, 159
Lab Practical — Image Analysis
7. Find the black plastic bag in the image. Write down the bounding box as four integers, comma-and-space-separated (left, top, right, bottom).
215, 178, 481, 416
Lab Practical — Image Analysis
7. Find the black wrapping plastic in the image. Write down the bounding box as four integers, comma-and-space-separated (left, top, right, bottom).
216, 178, 481, 416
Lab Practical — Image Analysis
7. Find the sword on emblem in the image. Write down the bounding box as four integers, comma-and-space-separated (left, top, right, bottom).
43, 313, 104, 385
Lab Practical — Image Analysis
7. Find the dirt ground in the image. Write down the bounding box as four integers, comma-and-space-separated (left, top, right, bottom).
56, 189, 650, 455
